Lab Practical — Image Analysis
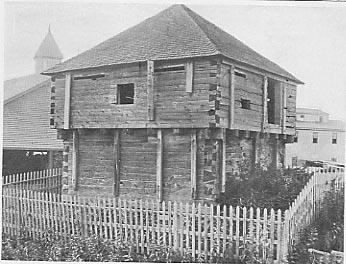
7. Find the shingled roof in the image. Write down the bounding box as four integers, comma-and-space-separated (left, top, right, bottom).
42, 4, 303, 84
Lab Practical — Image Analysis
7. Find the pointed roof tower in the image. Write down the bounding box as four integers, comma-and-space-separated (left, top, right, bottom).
42, 5, 302, 84
34, 26, 63, 60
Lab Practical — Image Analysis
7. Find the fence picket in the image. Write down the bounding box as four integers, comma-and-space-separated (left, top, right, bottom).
2, 169, 344, 263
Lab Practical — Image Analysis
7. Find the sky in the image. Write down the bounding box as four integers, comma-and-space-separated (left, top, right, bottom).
3, 1, 346, 122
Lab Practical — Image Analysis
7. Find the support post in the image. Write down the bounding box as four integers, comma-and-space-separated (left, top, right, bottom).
229, 66, 235, 129
191, 130, 197, 199
71, 130, 79, 191
113, 129, 121, 196
48, 151, 54, 169
221, 129, 226, 192
262, 75, 268, 132
64, 73, 72, 129
186, 61, 194, 93
156, 129, 163, 202
147, 60, 155, 121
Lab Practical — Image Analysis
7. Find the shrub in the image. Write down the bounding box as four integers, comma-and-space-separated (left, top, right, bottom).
217, 164, 311, 210
287, 186, 344, 264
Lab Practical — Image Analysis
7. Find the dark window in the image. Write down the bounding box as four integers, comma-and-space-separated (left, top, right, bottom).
118, 83, 134, 104
235, 71, 247, 78
241, 99, 251, 110
267, 78, 281, 125
300, 114, 305, 118
313, 132, 318, 143
331, 157, 337, 162
292, 156, 298, 167
332, 133, 337, 144
154, 65, 185, 73
293, 136, 298, 143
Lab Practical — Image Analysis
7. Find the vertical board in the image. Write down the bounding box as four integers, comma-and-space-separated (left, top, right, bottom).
262, 75, 268, 132
229, 65, 235, 128
186, 61, 194, 93
64, 73, 71, 129
147, 60, 155, 121
113, 129, 120, 196
157, 129, 163, 202
72, 130, 79, 190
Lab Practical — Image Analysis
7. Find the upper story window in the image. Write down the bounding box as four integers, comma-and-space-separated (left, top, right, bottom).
235, 71, 247, 78
332, 132, 337, 144
300, 114, 305, 119
267, 78, 281, 125
118, 83, 134, 104
241, 99, 251, 110
312, 132, 318, 144
293, 131, 298, 143
331, 157, 337, 162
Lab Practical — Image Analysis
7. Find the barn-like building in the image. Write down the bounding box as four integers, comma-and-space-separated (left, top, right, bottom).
3, 28, 63, 175
43, 5, 303, 203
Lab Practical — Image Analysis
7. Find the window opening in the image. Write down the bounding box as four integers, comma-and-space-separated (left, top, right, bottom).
74, 73, 105, 80
118, 83, 134, 104
292, 156, 298, 167
267, 78, 281, 125
313, 132, 318, 144
331, 157, 337, 162
235, 71, 247, 78
241, 99, 251, 110
154, 65, 185, 73
332, 133, 337, 144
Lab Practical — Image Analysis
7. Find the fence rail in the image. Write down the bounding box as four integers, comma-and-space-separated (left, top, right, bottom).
1, 168, 344, 262
2, 168, 62, 194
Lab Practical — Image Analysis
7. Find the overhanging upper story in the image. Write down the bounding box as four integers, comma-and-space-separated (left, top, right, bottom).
43, 4, 303, 136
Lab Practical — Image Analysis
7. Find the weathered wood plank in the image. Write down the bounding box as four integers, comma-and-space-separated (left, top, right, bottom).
147, 60, 155, 121
64, 73, 72, 129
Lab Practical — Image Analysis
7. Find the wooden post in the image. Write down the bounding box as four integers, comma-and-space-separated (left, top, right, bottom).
113, 129, 121, 196
71, 130, 79, 191
191, 130, 197, 199
147, 60, 155, 121
48, 151, 54, 170
262, 75, 268, 132
157, 129, 163, 202
281, 83, 287, 134
186, 61, 194, 93
221, 128, 226, 192
64, 73, 72, 129
229, 66, 235, 129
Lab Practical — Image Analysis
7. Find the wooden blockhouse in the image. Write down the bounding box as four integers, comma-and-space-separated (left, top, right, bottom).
42, 5, 303, 203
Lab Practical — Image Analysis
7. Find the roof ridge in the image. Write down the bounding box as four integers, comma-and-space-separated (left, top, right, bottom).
178, 5, 220, 55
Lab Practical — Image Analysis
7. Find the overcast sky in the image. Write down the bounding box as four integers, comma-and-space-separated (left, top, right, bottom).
3, 1, 346, 121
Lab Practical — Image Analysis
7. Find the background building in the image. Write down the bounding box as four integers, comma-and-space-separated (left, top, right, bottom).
286, 108, 345, 167
3, 28, 63, 175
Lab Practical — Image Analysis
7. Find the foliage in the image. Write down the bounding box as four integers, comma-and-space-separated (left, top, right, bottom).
287, 186, 344, 264
2, 229, 274, 263
217, 164, 311, 210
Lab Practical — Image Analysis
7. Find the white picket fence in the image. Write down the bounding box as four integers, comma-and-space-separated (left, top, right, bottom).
2, 168, 344, 262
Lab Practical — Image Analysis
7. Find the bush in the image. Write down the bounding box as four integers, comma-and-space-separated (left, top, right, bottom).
217, 164, 311, 210
287, 186, 344, 264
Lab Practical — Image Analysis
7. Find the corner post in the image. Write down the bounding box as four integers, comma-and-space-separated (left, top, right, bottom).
113, 129, 121, 196
71, 130, 79, 191
64, 73, 72, 129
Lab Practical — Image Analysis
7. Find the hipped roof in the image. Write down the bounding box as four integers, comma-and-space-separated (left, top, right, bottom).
42, 4, 303, 84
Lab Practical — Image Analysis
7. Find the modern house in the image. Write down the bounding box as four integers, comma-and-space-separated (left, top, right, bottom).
286, 108, 345, 168
3, 28, 63, 175
42, 5, 303, 203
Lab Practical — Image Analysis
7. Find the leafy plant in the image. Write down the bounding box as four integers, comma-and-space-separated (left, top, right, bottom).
217, 164, 311, 210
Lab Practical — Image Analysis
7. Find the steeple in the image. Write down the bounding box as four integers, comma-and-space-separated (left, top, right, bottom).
34, 26, 63, 74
